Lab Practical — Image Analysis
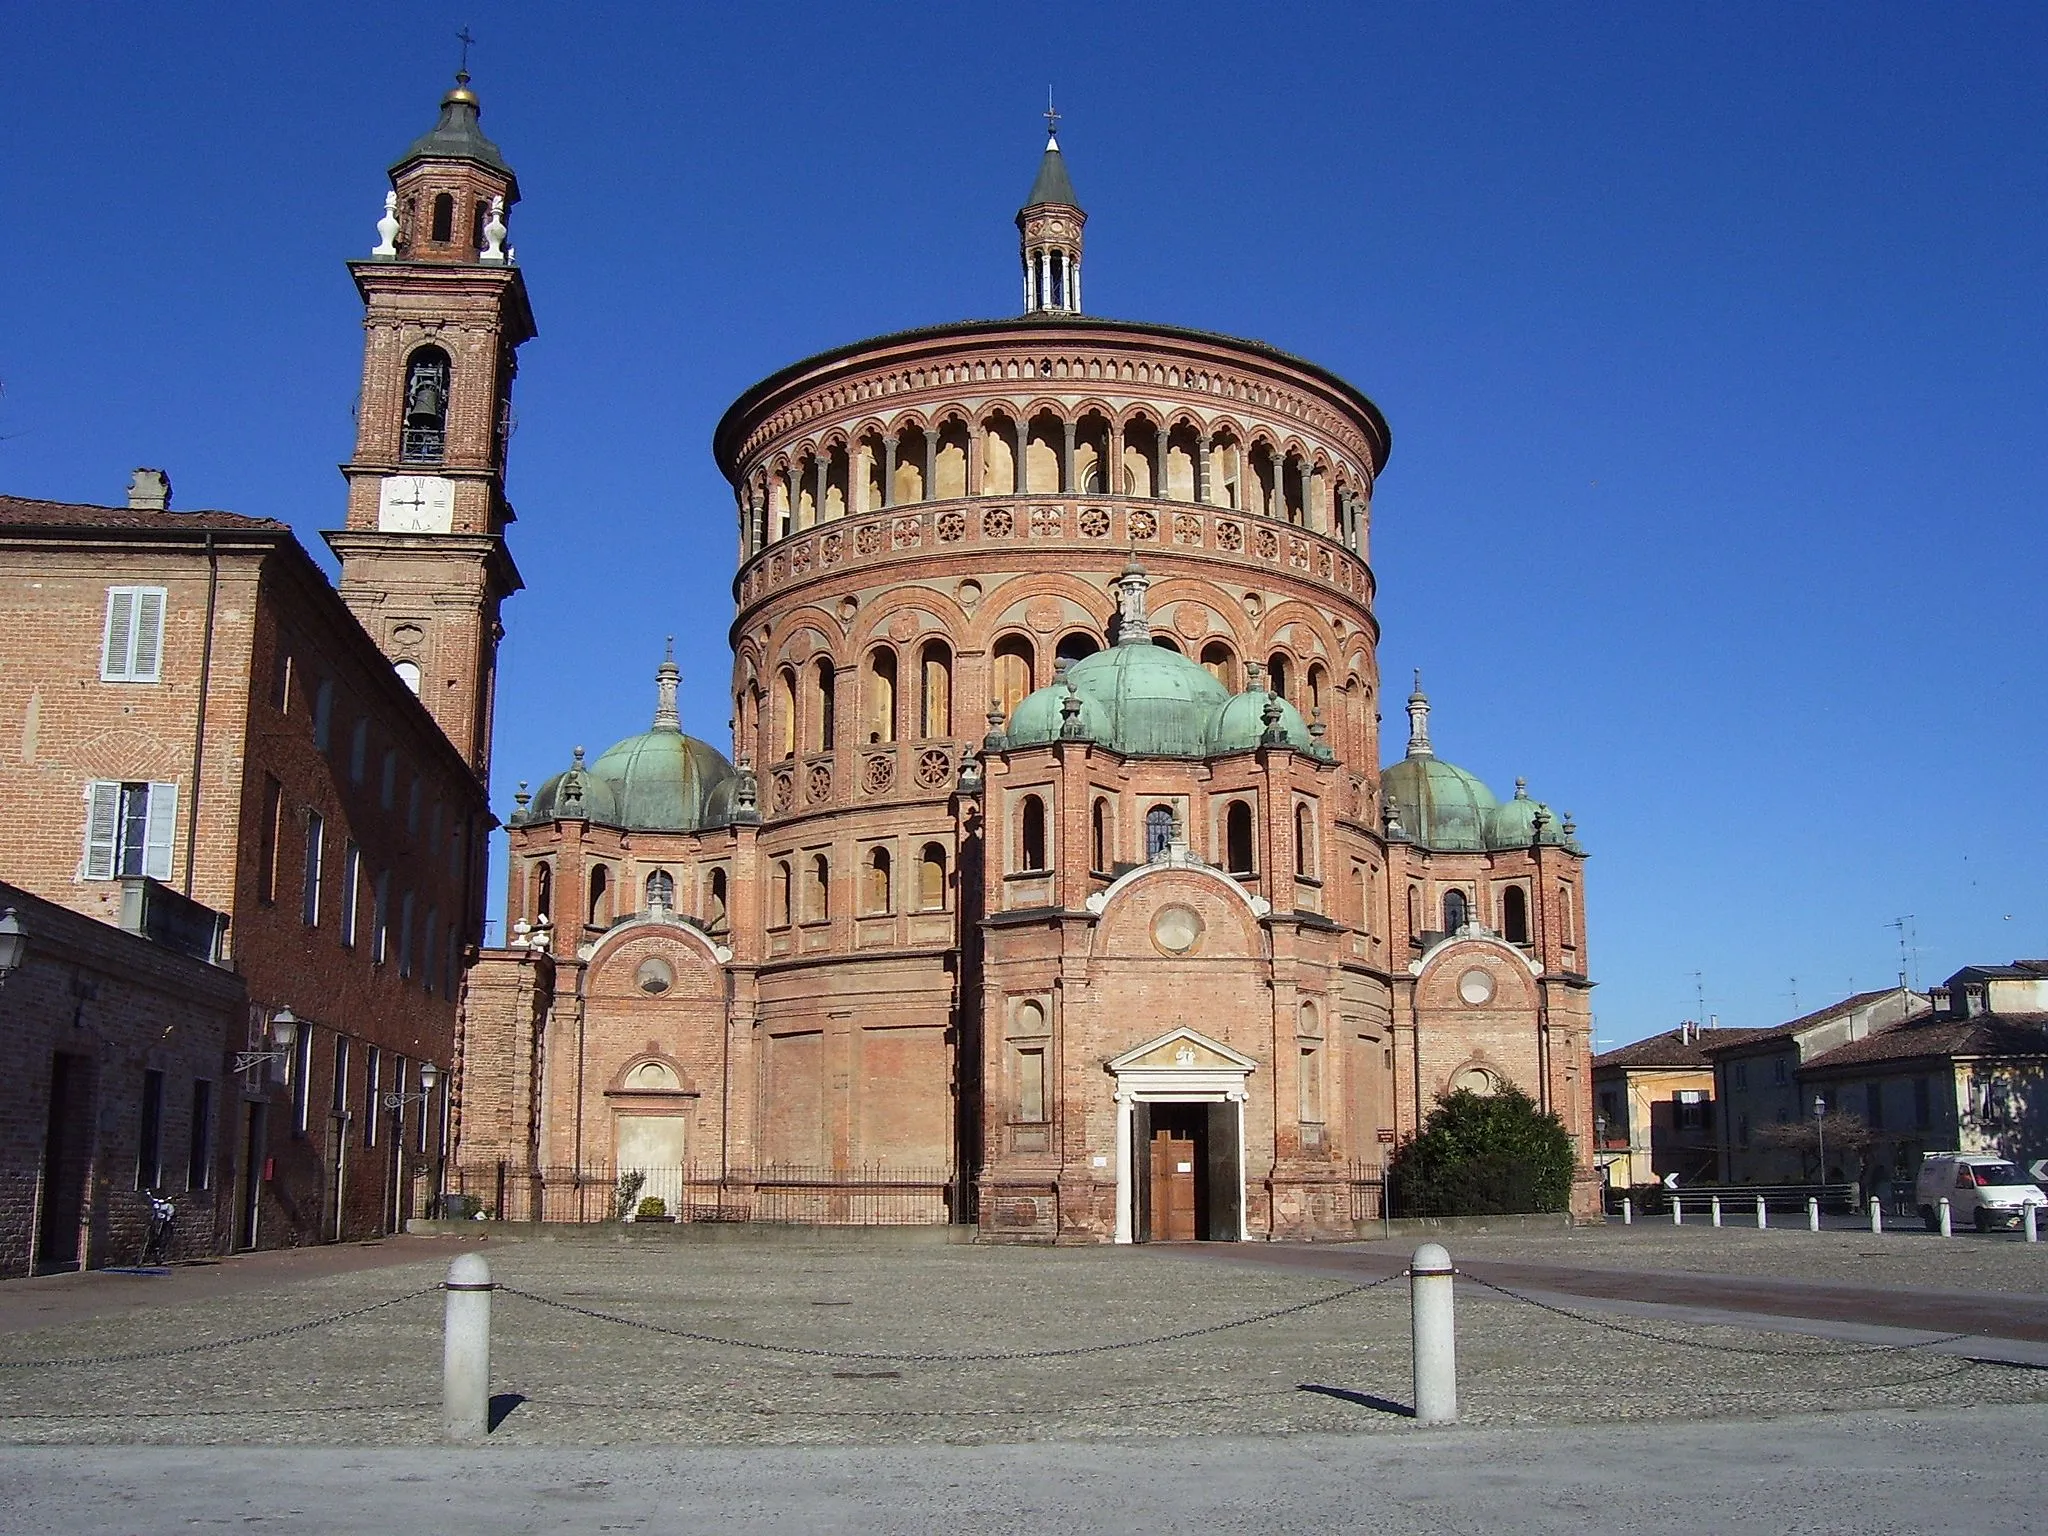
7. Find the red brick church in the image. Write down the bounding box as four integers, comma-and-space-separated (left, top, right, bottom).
449, 101, 1600, 1238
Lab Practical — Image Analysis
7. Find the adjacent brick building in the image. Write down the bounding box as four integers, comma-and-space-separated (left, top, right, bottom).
457, 127, 1601, 1237
0, 72, 528, 1256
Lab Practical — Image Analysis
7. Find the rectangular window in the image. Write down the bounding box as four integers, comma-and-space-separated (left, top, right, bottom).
332, 1035, 350, 1118
372, 872, 391, 964
256, 777, 283, 904
380, 750, 397, 811
137, 1069, 165, 1190
407, 777, 421, 835
291, 1024, 313, 1135
399, 890, 416, 977
273, 648, 293, 713
100, 587, 167, 683
1733, 1061, 1748, 1090
187, 1079, 213, 1191
1914, 1076, 1931, 1129
417, 1068, 432, 1153
424, 905, 440, 994
1016, 1047, 1045, 1122
1299, 1045, 1323, 1124
1772, 1057, 1787, 1084
364, 1046, 381, 1147
82, 780, 177, 880
312, 679, 334, 751
302, 810, 324, 926
430, 800, 443, 856
1866, 1082, 1885, 1130
350, 719, 368, 784
390, 1058, 409, 1151
340, 841, 361, 947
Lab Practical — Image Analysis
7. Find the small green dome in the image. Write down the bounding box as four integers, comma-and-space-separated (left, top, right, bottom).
1209, 689, 1315, 754
512, 650, 738, 834
1486, 780, 1568, 848
1008, 643, 1230, 757
1381, 755, 1499, 851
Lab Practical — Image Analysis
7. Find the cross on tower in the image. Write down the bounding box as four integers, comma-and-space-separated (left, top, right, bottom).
456, 26, 476, 75
1044, 87, 1060, 139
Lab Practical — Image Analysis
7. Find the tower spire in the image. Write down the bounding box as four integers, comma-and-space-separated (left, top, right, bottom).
1406, 670, 1433, 758
1017, 107, 1085, 316
653, 638, 681, 731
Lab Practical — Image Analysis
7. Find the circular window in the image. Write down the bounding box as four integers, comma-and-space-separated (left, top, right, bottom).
1453, 1066, 1500, 1096
635, 958, 674, 996
1457, 967, 1495, 1006
1152, 905, 1204, 955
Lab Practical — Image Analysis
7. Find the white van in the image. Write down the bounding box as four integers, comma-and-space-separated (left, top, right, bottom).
1914, 1153, 2047, 1232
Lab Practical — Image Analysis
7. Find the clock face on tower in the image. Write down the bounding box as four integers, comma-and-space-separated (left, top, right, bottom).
377, 475, 456, 533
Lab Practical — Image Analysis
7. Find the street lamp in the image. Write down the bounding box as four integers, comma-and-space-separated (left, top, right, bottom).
1813, 1093, 1827, 1193
0, 907, 26, 987
233, 1006, 300, 1075
382, 1061, 440, 1112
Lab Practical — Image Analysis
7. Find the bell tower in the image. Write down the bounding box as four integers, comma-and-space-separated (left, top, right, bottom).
327, 68, 537, 781
1017, 106, 1085, 316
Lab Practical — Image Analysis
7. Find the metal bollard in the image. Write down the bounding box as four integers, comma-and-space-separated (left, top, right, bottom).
1756, 1195, 1768, 1230
1938, 1197, 1952, 1238
1410, 1243, 1458, 1426
1671, 1194, 1683, 1226
1621, 1196, 1633, 1225
1807, 1196, 1820, 1232
1869, 1197, 1883, 1234
1711, 1195, 1722, 1228
2027, 1205, 2039, 1244
443, 1253, 494, 1442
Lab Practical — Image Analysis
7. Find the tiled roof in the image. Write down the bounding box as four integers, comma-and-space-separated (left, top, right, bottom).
1804, 1013, 2048, 1073
1594, 1027, 1770, 1070
1698, 989, 1915, 1054
0, 494, 288, 534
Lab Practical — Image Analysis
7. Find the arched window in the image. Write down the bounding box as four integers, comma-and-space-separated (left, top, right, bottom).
1502, 885, 1529, 945
772, 860, 792, 927
1226, 800, 1255, 875
775, 668, 797, 760
1406, 884, 1420, 934
919, 842, 947, 910
706, 868, 729, 935
394, 659, 422, 694
1294, 804, 1315, 876
645, 869, 674, 912
1019, 795, 1047, 871
1559, 883, 1575, 946
1056, 631, 1099, 667
863, 846, 892, 914
919, 641, 952, 737
534, 862, 552, 920
810, 656, 836, 754
1200, 642, 1236, 690
401, 348, 450, 464
866, 646, 897, 744
806, 854, 831, 922
1151, 635, 1182, 655
1145, 804, 1175, 859
430, 191, 454, 243
1266, 653, 1291, 701
1091, 797, 1110, 871
1306, 664, 1327, 719
469, 197, 489, 251
587, 864, 611, 928
1443, 889, 1469, 933
993, 635, 1034, 722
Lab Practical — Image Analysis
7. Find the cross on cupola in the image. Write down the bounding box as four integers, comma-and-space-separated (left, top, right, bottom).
1017, 97, 1085, 316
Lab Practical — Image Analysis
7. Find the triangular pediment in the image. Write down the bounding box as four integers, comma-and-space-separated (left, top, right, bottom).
1108, 1026, 1257, 1075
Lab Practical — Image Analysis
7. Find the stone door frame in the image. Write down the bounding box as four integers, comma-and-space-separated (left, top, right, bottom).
1109, 1028, 1256, 1244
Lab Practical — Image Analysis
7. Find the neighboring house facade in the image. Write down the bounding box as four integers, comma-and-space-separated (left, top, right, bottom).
1801, 964, 2048, 1190
1592, 1023, 1764, 1188
0, 75, 524, 1254
0, 880, 242, 1276
1705, 987, 1928, 1184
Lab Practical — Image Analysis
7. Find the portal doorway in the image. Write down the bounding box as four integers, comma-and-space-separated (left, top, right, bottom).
1132, 1099, 1241, 1242
34, 1052, 95, 1274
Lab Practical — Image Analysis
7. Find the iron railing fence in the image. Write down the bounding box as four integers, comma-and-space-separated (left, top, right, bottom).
446, 1162, 962, 1227
1345, 1160, 1387, 1223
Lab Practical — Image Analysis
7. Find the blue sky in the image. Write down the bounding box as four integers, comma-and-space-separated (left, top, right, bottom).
5, 4, 2043, 1046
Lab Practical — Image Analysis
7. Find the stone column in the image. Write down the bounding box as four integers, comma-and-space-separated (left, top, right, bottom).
881, 434, 897, 509
1195, 435, 1210, 506
1061, 418, 1077, 495
924, 429, 938, 501
814, 455, 828, 526
1156, 423, 1171, 500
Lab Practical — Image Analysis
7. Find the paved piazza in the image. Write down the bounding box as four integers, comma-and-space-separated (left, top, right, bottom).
0, 1225, 2043, 1448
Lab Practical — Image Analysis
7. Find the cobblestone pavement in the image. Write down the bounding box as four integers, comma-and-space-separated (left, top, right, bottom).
0, 1231, 2043, 1447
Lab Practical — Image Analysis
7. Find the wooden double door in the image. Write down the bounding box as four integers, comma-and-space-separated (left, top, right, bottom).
1134, 1100, 1241, 1242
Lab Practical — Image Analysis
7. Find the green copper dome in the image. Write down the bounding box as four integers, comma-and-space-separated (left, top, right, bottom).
1487, 780, 1570, 849
1381, 755, 1499, 851
1008, 644, 1230, 757
513, 651, 739, 834
1209, 688, 1316, 754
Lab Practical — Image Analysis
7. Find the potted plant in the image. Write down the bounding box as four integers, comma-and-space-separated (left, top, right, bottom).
634, 1195, 673, 1223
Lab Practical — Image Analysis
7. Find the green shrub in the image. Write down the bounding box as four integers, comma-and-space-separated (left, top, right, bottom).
1388, 1085, 1575, 1216
634, 1195, 668, 1220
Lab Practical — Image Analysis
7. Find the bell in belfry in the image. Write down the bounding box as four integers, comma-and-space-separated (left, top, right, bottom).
407, 375, 444, 425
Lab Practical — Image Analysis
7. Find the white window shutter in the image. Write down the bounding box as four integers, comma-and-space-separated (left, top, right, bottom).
102, 590, 136, 680
144, 782, 179, 880
131, 590, 166, 682
83, 781, 120, 878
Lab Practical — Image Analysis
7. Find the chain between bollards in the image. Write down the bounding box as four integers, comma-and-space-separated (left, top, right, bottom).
1409, 1243, 1457, 1427
443, 1253, 494, 1443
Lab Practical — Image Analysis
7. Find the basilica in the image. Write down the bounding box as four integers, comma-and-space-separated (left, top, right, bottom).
428, 88, 1599, 1239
